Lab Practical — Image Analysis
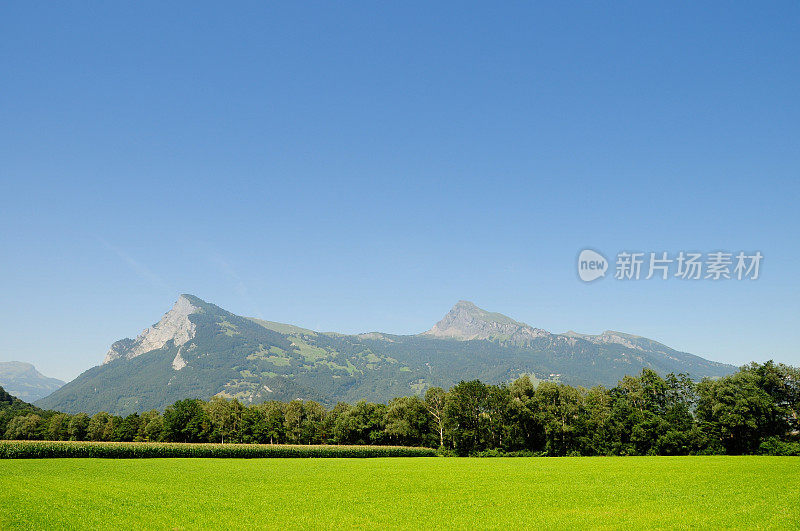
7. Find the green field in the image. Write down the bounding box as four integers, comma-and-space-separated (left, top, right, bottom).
2, 457, 798, 529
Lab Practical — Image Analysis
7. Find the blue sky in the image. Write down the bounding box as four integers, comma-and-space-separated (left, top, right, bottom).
1, 2, 798, 381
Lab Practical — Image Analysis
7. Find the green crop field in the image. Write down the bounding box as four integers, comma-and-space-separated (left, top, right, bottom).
0, 440, 435, 459
1, 456, 798, 529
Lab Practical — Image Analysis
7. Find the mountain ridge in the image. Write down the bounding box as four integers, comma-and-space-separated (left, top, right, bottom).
36, 295, 736, 415
0, 361, 65, 402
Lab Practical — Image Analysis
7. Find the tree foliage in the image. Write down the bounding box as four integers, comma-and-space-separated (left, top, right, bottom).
2, 362, 798, 455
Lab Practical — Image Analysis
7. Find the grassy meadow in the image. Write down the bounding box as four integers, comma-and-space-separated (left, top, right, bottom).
2, 456, 798, 529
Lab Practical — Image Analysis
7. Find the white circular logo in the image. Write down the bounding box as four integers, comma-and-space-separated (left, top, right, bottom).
578, 249, 608, 282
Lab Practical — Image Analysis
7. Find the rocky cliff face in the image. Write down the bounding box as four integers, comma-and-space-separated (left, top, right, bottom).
103, 295, 199, 364
423, 300, 550, 344
563, 330, 673, 354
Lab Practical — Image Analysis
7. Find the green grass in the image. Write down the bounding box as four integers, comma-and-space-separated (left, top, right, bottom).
1, 457, 798, 529
247, 318, 317, 337
290, 336, 330, 362
218, 318, 239, 336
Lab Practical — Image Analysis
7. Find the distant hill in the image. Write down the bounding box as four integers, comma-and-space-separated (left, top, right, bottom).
0, 361, 65, 402
37, 295, 736, 415
0, 385, 36, 411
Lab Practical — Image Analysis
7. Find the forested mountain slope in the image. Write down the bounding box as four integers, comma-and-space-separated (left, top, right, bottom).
37, 295, 735, 414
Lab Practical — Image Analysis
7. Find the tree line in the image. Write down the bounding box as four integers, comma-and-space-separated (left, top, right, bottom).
2, 361, 798, 456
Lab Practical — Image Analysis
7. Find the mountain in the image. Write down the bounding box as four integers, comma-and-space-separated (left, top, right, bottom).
424, 300, 551, 343
37, 295, 736, 415
1, 385, 45, 438
0, 385, 37, 412
0, 361, 65, 402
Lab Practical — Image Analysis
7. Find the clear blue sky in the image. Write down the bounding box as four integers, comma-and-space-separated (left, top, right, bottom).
2, 2, 798, 381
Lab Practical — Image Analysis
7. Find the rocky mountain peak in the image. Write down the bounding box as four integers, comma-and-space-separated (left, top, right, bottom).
453, 300, 480, 311
422, 301, 550, 344
103, 295, 200, 364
